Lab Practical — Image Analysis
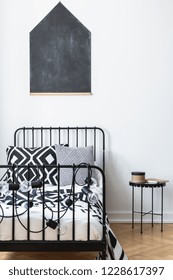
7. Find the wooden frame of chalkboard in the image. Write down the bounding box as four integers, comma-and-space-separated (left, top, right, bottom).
31, 92, 91, 96
30, 3, 91, 96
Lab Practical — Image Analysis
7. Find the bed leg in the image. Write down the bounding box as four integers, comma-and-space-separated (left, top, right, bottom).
101, 249, 106, 260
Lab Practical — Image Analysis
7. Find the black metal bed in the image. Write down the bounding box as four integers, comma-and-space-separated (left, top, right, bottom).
0, 126, 107, 259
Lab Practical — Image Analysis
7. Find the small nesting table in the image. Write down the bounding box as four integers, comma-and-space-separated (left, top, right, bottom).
129, 179, 168, 233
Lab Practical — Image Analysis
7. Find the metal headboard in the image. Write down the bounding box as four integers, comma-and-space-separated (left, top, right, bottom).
14, 126, 105, 171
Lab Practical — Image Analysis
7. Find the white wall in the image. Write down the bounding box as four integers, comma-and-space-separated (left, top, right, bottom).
1, 0, 173, 222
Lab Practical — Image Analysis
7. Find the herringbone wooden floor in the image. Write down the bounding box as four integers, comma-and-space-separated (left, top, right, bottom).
0, 223, 173, 260
111, 223, 173, 260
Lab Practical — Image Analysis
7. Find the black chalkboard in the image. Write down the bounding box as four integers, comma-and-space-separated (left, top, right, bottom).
30, 3, 91, 94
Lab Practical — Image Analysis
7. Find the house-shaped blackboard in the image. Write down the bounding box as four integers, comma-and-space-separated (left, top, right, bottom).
30, 3, 91, 95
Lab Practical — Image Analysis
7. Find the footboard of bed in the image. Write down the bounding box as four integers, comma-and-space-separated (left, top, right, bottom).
0, 164, 106, 259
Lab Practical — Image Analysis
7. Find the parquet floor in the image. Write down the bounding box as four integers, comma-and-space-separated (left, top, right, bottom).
0, 223, 173, 260
111, 223, 173, 260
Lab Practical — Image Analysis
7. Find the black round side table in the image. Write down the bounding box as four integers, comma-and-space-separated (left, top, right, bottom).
129, 180, 167, 233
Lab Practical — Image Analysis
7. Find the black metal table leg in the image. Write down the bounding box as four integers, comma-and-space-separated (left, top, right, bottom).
141, 186, 143, 234
151, 187, 154, 227
161, 186, 163, 232
132, 185, 134, 228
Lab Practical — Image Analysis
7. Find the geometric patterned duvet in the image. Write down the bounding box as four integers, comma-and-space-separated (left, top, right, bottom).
0, 184, 127, 260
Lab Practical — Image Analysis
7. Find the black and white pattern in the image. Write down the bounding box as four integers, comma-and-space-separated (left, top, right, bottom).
0, 186, 127, 260
6, 146, 58, 185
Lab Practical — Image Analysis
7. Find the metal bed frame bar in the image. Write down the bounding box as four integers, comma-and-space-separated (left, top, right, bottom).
14, 126, 105, 171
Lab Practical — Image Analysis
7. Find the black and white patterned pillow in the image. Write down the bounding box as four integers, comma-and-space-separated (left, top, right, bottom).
55, 144, 95, 186
6, 146, 58, 185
